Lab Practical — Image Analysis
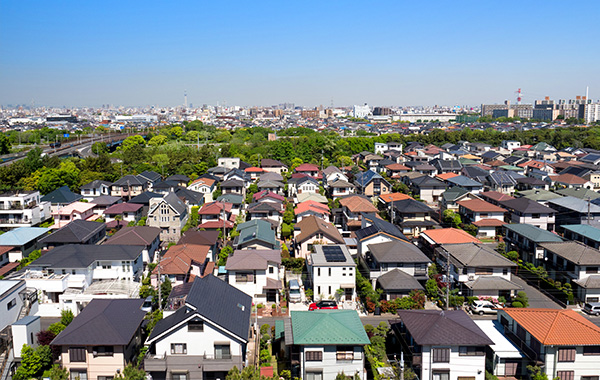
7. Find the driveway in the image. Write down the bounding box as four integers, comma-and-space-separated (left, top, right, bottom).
511, 275, 562, 309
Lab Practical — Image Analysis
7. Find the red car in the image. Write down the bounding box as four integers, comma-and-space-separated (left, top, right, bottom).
308, 300, 338, 311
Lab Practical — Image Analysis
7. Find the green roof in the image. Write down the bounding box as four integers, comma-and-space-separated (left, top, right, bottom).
499, 165, 522, 172
503, 223, 563, 243
291, 310, 370, 345
519, 189, 562, 202
562, 224, 600, 242
555, 188, 600, 200
275, 319, 284, 340
458, 158, 478, 165
236, 219, 279, 248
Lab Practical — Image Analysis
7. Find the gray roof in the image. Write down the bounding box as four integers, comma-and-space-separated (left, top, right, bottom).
217, 193, 245, 204
150, 192, 187, 216
500, 197, 556, 214
356, 214, 408, 242
441, 187, 470, 202
80, 180, 112, 190
548, 196, 600, 214
221, 179, 244, 188
89, 195, 121, 206
185, 275, 252, 340
39, 220, 104, 245
30, 244, 143, 269
113, 175, 146, 186
104, 226, 161, 246
464, 276, 522, 291
555, 187, 600, 200
574, 275, 600, 289
52, 299, 145, 346
41, 185, 83, 204
447, 175, 483, 188
311, 245, 355, 267
395, 310, 493, 346
377, 269, 424, 291
440, 243, 517, 268
225, 249, 281, 270
539, 241, 600, 265
503, 223, 563, 243
393, 199, 435, 214
367, 240, 430, 264
519, 189, 563, 202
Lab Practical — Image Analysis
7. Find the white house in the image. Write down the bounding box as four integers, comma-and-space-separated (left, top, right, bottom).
307, 245, 356, 304
225, 250, 282, 303
0, 191, 51, 229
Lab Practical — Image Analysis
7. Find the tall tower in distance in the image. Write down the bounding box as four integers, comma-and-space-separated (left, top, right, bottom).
184, 90, 188, 108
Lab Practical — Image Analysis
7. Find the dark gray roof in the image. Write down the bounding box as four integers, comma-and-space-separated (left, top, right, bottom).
367, 240, 430, 264
440, 243, 517, 268
539, 241, 600, 265
113, 175, 146, 186
411, 176, 446, 189
178, 229, 219, 246
150, 192, 187, 215
221, 179, 244, 188
185, 275, 252, 340
500, 197, 556, 214
39, 220, 105, 245
104, 226, 161, 246
139, 170, 162, 183
175, 188, 205, 205
52, 299, 145, 346
392, 199, 435, 214
395, 310, 493, 346
166, 174, 190, 183
129, 191, 162, 205
431, 159, 462, 171
31, 244, 143, 269
41, 185, 83, 204
80, 180, 112, 190
89, 195, 121, 206
356, 214, 408, 242
377, 269, 424, 291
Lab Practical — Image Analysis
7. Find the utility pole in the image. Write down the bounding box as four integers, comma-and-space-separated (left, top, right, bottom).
446, 249, 451, 311
587, 196, 591, 225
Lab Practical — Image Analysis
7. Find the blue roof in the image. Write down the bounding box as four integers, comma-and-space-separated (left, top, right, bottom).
13, 315, 40, 326
355, 170, 383, 186
562, 224, 600, 242
0, 227, 49, 246
447, 175, 482, 187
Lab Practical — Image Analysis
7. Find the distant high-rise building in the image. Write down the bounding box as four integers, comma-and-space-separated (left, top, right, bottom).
352, 104, 370, 118
581, 103, 600, 123
373, 107, 392, 116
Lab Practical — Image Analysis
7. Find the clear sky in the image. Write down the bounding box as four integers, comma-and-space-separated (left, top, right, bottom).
1, 0, 599, 108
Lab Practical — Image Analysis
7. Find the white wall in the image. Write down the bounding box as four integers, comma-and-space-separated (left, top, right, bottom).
301, 345, 365, 380
310, 265, 355, 301
0, 282, 26, 331
544, 346, 600, 379
12, 317, 41, 358
420, 346, 485, 380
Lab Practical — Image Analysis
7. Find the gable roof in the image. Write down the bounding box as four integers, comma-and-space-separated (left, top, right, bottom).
104, 226, 161, 246
295, 216, 344, 244
103, 202, 143, 215
357, 214, 408, 242
539, 241, 600, 265
503, 308, 600, 346
225, 249, 281, 271
31, 244, 143, 269
355, 170, 388, 187
290, 310, 370, 345
89, 195, 121, 206
441, 187, 471, 202
377, 269, 424, 291
458, 199, 505, 213
198, 201, 233, 215
549, 196, 600, 213
339, 195, 378, 213
499, 197, 556, 214
113, 175, 146, 186
392, 199, 435, 214
420, 228, 481, 245
236, 219, 277, 247
178, 229, 219, 246
41, 185, 83, 204
440, 243, 517, 268
184, 275, 252, 341
80, 180, 112, 190
0, 227, 49, 246
39, 221, 102, 245
128, 191, 162, 205
552, 173, 588, 185
396, 310, 493, 346
367, 240, 430, 264
154, 244, 210, 276
51, 299, 146, 346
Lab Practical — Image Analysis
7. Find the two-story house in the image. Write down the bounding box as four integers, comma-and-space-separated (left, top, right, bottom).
549, 196, 600, 231
285, 310, 370, 380
338, 195, 378, 233
145, 275, 252, 380
51, 299, 146, 380
499, 197, 556, 231
234, 219, 279, 250
52, 201, 96, 229
458, 198, 506, 237
104, 226, 161, 265
110, 175, 148, 199
261, 158, 288, 175
225, 249, 281, 303
392, 310, 492, 380
147, 192, 189, 242
354, 170, 391, 197
39, 220, 105, 249
41, 185, 83, 213
408, 176, 447, 204
0, 227, 49, 262
435, 243, 521, 299
503, 223, 563, 266
187, 177, 216, 203
220, 179, 245, 197
197, 201, 233, 228
295, 201, 330, 223
391, 198, 438, 238
355, 214, 409, 259
80, 180, 112, 201
446, 175, 484, 195
0, 190, 51, 228
562, 224, 600, 249
102, 202, 143, 224
307, 245, 356, 303
152, 243, 212, 287
294, 216, 345, 259
499, 308, 600, 380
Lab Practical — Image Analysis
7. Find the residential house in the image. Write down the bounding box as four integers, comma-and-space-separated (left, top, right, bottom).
439, 187, 481, 213
39, 220, 105, 249
175, 187, 205, 212
362, 239, 430, 289
246, 202, 283, 228
458, 199, 505, 237
515, 177, 548, 191
296, 192, 328, 205
0, 191, 51, 228
364, 154, 384, 173
418, 228, 481, 258
2, 280, 37, 339
472, 320, 524, 378
499, 308, 600, 380
289, 176, 320, 197
165, 175, 190, 187
322, 166, 348, 184
218, 157, 241, 170
253, 190, 285, 205
187, 177, 216, 203
307, 244, 356, 302
259, 171, 284, 183
503, 224, 563, 266
354, 170, 391, 197
548, 196, 600, 231
431, 159, 462, 174
295, 163, 321, 179
286, 310, 370, 380
487, 172, 521, 194
446, 175, 484, 194
51, 299, 146, 380
392, 310, 492, 380
328, 179, 355, 199
294, 216, 344, 259
128, 191, 162, 215
225, 249, 281, 303
555, 187, 600, 201
376, 269, 424, 301
217, 194, 245, 217
103, 203, 143, 224
42, 185, 83, 213
408, 176, 447, 204
244, 166, 264, 180
52, 201, 96, 229
518, 189, 562, 206
145, 275, 252, 380
80, 180, 112, 201
562, 224, 600, 249
337, 195, 378, 232
378, 193, 412, 214
391, 198, 438, 238
104, 226, 161, 265
436, 243, 520, 299
153, 181, 183, 195
152, 244, 212, 287
220, 179, 246, 197
197, 201, 234, 230
89, 195, 122, 217
0, 227, 49, 262
355, 214, 408, 259
385, 163, 411, 179
261, 158, 288, 174
295, 201, 330, 223
257, 180, 285, 195
110, 175, 147, 199
551, 173, 592, 189
147, 192, 189, 242
234, 219, 279, 250
499, 197, 556, 231
138, 170, 162, 187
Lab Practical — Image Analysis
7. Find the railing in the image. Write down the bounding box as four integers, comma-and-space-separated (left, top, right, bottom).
504, 329, 540, 363
203, 353, 232, 360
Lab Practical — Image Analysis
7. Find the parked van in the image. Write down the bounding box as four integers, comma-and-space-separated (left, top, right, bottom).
583, 302, 600, 316
289, 279, 302, 303
141, 296, 154, 312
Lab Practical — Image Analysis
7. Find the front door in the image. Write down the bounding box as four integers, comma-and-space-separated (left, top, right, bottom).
345, 288, 353, 301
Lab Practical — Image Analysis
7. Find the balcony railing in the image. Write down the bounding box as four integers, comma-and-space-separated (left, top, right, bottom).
504, 329, 541, 363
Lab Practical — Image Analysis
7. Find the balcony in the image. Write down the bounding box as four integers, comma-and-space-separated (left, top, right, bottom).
504, 329, 542, 364
144, 352, 241, 372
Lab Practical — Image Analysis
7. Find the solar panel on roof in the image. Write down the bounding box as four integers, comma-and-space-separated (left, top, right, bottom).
322, 246, 346, 262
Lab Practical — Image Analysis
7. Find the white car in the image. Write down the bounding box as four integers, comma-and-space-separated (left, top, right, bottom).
470, 300, 502, 315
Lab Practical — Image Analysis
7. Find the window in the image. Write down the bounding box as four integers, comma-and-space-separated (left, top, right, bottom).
306, 372, 323, 380
101, 262, 111, 269
317, 268, 321, 277
71, 371, 87, 380
7, 298, 16, 310
432, 347, 450, 363
503, 268, 508, 275
328, 268, 332, 276
583, 346, 600, 355
171, 343, 187, 354
557, 371, 574, 380
122, 261, 130, 272
98, 376, 114, 380
171, 373, 188, 380
214, 344, 231, 359
432, 372, 449, 380
269, 267, 274, 274
336, 346, 354, 361
459, 346, 484, 356
93, 346, 114, 357
306, 350, 322, 361
475, 268, 493, 275
581, 377, 599, 380
557, 347, 576, 362
188, 321, 204, 332
588, 267, 599, 274
236, 273, 250, 283
70, 347, 86, 362
532, 213, 541, 219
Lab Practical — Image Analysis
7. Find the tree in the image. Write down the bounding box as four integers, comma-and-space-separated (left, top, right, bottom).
218, 245, 233, 266
148, 135, 168, 146
513, 291, 529, 308
45, 365, 69, 380
114, 363, 147, 380
121, 135, 146, 151
60, 309, 74, 326
13, 344, 53, 380
442, 210, 461, 228
426, 278, 439, 299
527, 365, 552, 380
0, 133, 11, 154
36, 330, 56, 346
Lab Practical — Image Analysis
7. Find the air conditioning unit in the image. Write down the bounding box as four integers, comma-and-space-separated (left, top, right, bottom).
468, 275, 475, 281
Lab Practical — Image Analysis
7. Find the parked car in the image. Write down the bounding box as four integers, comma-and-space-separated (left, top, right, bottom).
289, 279, 302, 303
308, 300, 338, 311
141, 296, 154, 312
583, 302, 600, 316
470, 300, 502, 315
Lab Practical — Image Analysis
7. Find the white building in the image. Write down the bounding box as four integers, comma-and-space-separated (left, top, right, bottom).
307, 245, 356, 303
352, 104, 370, 118
225, 250, 282, 303
0, 191, 51, 229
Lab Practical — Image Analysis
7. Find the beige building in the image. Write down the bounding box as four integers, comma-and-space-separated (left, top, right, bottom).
147, 192, 189, 242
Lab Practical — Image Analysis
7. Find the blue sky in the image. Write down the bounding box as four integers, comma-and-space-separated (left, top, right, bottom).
1, 1, 599, 107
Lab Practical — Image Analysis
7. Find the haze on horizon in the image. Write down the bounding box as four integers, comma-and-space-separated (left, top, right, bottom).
1, 0, 599, 108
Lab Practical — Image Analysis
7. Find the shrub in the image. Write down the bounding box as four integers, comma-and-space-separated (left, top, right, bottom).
512, 301, 524, 308
260, 324, 270, 336
506, 250, 519, 261
513, 291, 529, 308
256, 303, 264, 309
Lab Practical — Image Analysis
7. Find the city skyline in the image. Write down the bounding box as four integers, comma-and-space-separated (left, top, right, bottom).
1, 0, 599, 108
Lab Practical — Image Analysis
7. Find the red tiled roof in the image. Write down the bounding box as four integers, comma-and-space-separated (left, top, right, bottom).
198, 201, 233, 215
153, 244, 210, 276
503, 308, 600, 345
197, 220, 235, 229
339, 195, 378, 213
104, 203, 143, 215
295, 163, 319, 172
436, 173, 460, 181
0, 246, 15, 256
295, 201, 330, 216
421, 228, 481, 244
245, 167, 264, 173
386, 163, 410, 171
254, 190, 285, 202
0, 262, 19, 277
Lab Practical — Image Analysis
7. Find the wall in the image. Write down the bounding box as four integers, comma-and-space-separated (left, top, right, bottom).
310, 264, 355, 300
420, 345, 485, 380
60, 345, 126, 380
301, 345, 365, 380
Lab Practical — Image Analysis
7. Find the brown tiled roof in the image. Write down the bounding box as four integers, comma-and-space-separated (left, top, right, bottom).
553, 173, 588, 185
295, 215, 344, 244
153, 244, 210, 276
480, 191, 515, 202
103, 203, 143, 215
503, 308, 600, 345
472, 218, 505, 227
458, 199, 506, 213
379, 193, 413, 203
339, 195, 378, 213
105, 226, 160, 246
